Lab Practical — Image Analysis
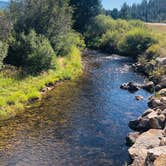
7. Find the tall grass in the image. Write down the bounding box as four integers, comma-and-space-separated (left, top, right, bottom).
0, 46, 82, 120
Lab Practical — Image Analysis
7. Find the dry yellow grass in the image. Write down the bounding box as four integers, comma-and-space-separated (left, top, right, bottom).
145, 23, 166, 33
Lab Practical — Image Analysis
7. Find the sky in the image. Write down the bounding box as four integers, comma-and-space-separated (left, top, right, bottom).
2, 0, 142, 10
102, 0, 142, 10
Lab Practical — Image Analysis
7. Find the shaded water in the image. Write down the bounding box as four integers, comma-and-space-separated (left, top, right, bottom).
0, 53, 151, 166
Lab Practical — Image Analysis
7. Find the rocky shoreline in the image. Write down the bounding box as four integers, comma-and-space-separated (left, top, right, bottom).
122, 63, 166, 166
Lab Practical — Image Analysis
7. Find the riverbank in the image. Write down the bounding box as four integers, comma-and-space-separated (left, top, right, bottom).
0, 47, 82, 121
122, 32, 166, 165
127, 91, 166, 165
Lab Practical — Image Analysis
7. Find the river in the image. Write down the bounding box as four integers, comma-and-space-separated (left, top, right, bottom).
0, 52, 151, 166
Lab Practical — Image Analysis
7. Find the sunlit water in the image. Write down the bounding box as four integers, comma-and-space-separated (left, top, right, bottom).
0, 53, 151, 166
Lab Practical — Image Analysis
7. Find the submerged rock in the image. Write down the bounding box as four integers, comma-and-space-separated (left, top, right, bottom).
135, 96, 144, 101
120, 82, 141, 92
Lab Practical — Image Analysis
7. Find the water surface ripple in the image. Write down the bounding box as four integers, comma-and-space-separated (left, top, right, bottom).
0, 54, 151, 166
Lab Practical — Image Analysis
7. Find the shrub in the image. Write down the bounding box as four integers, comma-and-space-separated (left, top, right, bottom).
5, 30, 55, 73
118, 28, 157, 57
0, 41, 8, 69
55, 32, 85, 56
85, 15, 130, 49
128, 20, 145, 28
100, 30, 122, 53
145, 44, 160, 60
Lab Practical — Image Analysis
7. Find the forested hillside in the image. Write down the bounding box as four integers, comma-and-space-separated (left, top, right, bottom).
106, 0, 166, 22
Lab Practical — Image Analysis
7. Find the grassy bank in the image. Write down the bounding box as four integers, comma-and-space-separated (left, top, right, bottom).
0, 46, 82, 121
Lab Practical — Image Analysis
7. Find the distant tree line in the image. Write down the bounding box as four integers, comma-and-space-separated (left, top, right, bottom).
105, 0, 166, 22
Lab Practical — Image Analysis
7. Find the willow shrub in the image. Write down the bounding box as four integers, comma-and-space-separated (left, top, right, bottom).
118, 28, 157, 57
100, 30, 122, 54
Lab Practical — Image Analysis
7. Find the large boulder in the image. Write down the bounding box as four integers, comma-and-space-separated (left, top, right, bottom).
155, 77, 166, 91
126, 132, 140, 146
142, 81, 155, 92
148, 97, 166, 110
154, 155, 166, 166
145, 146, 166, 165
129, 129, 163, 166
129, 109, 166, 132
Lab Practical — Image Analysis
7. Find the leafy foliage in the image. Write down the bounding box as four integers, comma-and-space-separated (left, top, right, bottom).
5, 30, 55, 73
70, 0, 102, 33
10, 0, 73, 53
118, 28, 157, 57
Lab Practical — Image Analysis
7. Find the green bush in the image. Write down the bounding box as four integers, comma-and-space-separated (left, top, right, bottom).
145, 44, 160, 60
128, 20, 145, 28
85, 15, 130, 49
5, 30, 55, 73
55, 32, 85, 56
118, 28, 157, 57
100, 31, 122, 53
0, 41, 8, 69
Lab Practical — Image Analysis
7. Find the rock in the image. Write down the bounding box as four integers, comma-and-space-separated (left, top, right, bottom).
132, 63, 146, 74
142, 109, 154, 117
155, 77, 166, 91
129, 109, 166, 132
156, 57, 166, 65
142, 81, 154, 92
46, 82, 54, 87
120, 82, 141, 92
28, 97, 39, 103
158, 89, 166, 96
148, 113, 165, 129
135, 95, 144, 101
145, 146, 166, 165
126, 132, 140, 146
154, 155, 166, 166
129, 118, 151, 132
128, 129, 163, 166
148, 97, 161, 109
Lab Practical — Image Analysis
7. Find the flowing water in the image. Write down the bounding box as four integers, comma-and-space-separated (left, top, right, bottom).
0, 52, 151, 166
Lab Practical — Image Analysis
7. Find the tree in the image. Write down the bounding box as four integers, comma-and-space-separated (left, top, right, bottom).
110, 8, 119, 19
10, 0, 73, 54
0, 11, 12, 69
120, 3, 130, 19
117, 0, 166, 22
70, 0, 102, 33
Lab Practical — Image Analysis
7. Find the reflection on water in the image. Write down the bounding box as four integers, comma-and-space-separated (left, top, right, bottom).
0, 54, 150, 166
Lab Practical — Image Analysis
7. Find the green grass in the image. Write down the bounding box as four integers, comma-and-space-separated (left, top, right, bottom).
0, 46, 82, 121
